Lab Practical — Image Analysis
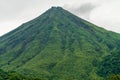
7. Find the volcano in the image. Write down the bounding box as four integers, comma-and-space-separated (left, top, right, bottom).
0, 7, 120, 80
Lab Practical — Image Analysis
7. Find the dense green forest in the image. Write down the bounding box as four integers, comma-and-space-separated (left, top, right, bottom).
0, 69, 45, 80
0, 7, 120, 80
0, 69, 120, 80
98, 50, 120, 80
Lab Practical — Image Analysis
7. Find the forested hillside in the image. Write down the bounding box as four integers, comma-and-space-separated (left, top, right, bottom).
0, 7, 120, 80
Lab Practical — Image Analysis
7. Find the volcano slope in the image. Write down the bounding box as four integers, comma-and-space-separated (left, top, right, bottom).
0, 7, 120, 80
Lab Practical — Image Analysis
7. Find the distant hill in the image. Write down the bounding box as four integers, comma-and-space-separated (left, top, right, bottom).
0, 7, 120, 80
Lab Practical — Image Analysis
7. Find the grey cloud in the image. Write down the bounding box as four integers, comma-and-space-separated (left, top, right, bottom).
75, 3, 96, 14
64, 3, 97, 19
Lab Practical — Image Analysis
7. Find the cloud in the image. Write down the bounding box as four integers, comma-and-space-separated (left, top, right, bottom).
90, 0, 120, 33
74, 3, 96, 14
64, 3, 97, 19
63, 0, 120, 33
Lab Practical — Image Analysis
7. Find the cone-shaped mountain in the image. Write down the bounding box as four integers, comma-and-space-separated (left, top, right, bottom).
0, 7, 120, 80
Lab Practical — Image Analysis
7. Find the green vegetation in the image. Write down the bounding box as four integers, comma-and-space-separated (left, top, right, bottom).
108, 74, 120, 80
0, 7, 120, 80
98, 50, 120, 79
0, 69, 44, 80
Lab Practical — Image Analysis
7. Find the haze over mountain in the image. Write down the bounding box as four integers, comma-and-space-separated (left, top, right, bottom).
0, 7, 120, 80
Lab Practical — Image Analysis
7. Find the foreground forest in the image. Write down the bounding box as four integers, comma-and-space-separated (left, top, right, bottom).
0, 69, 45, 80
0, 69, 120, 80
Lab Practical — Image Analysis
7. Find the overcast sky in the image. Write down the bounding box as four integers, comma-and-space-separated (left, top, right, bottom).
0, 0, 120, 36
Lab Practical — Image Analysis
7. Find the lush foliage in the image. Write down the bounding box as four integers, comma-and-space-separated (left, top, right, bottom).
0, 69, 45, 80
98, 50, 120, 79
108, 74, 120, 80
